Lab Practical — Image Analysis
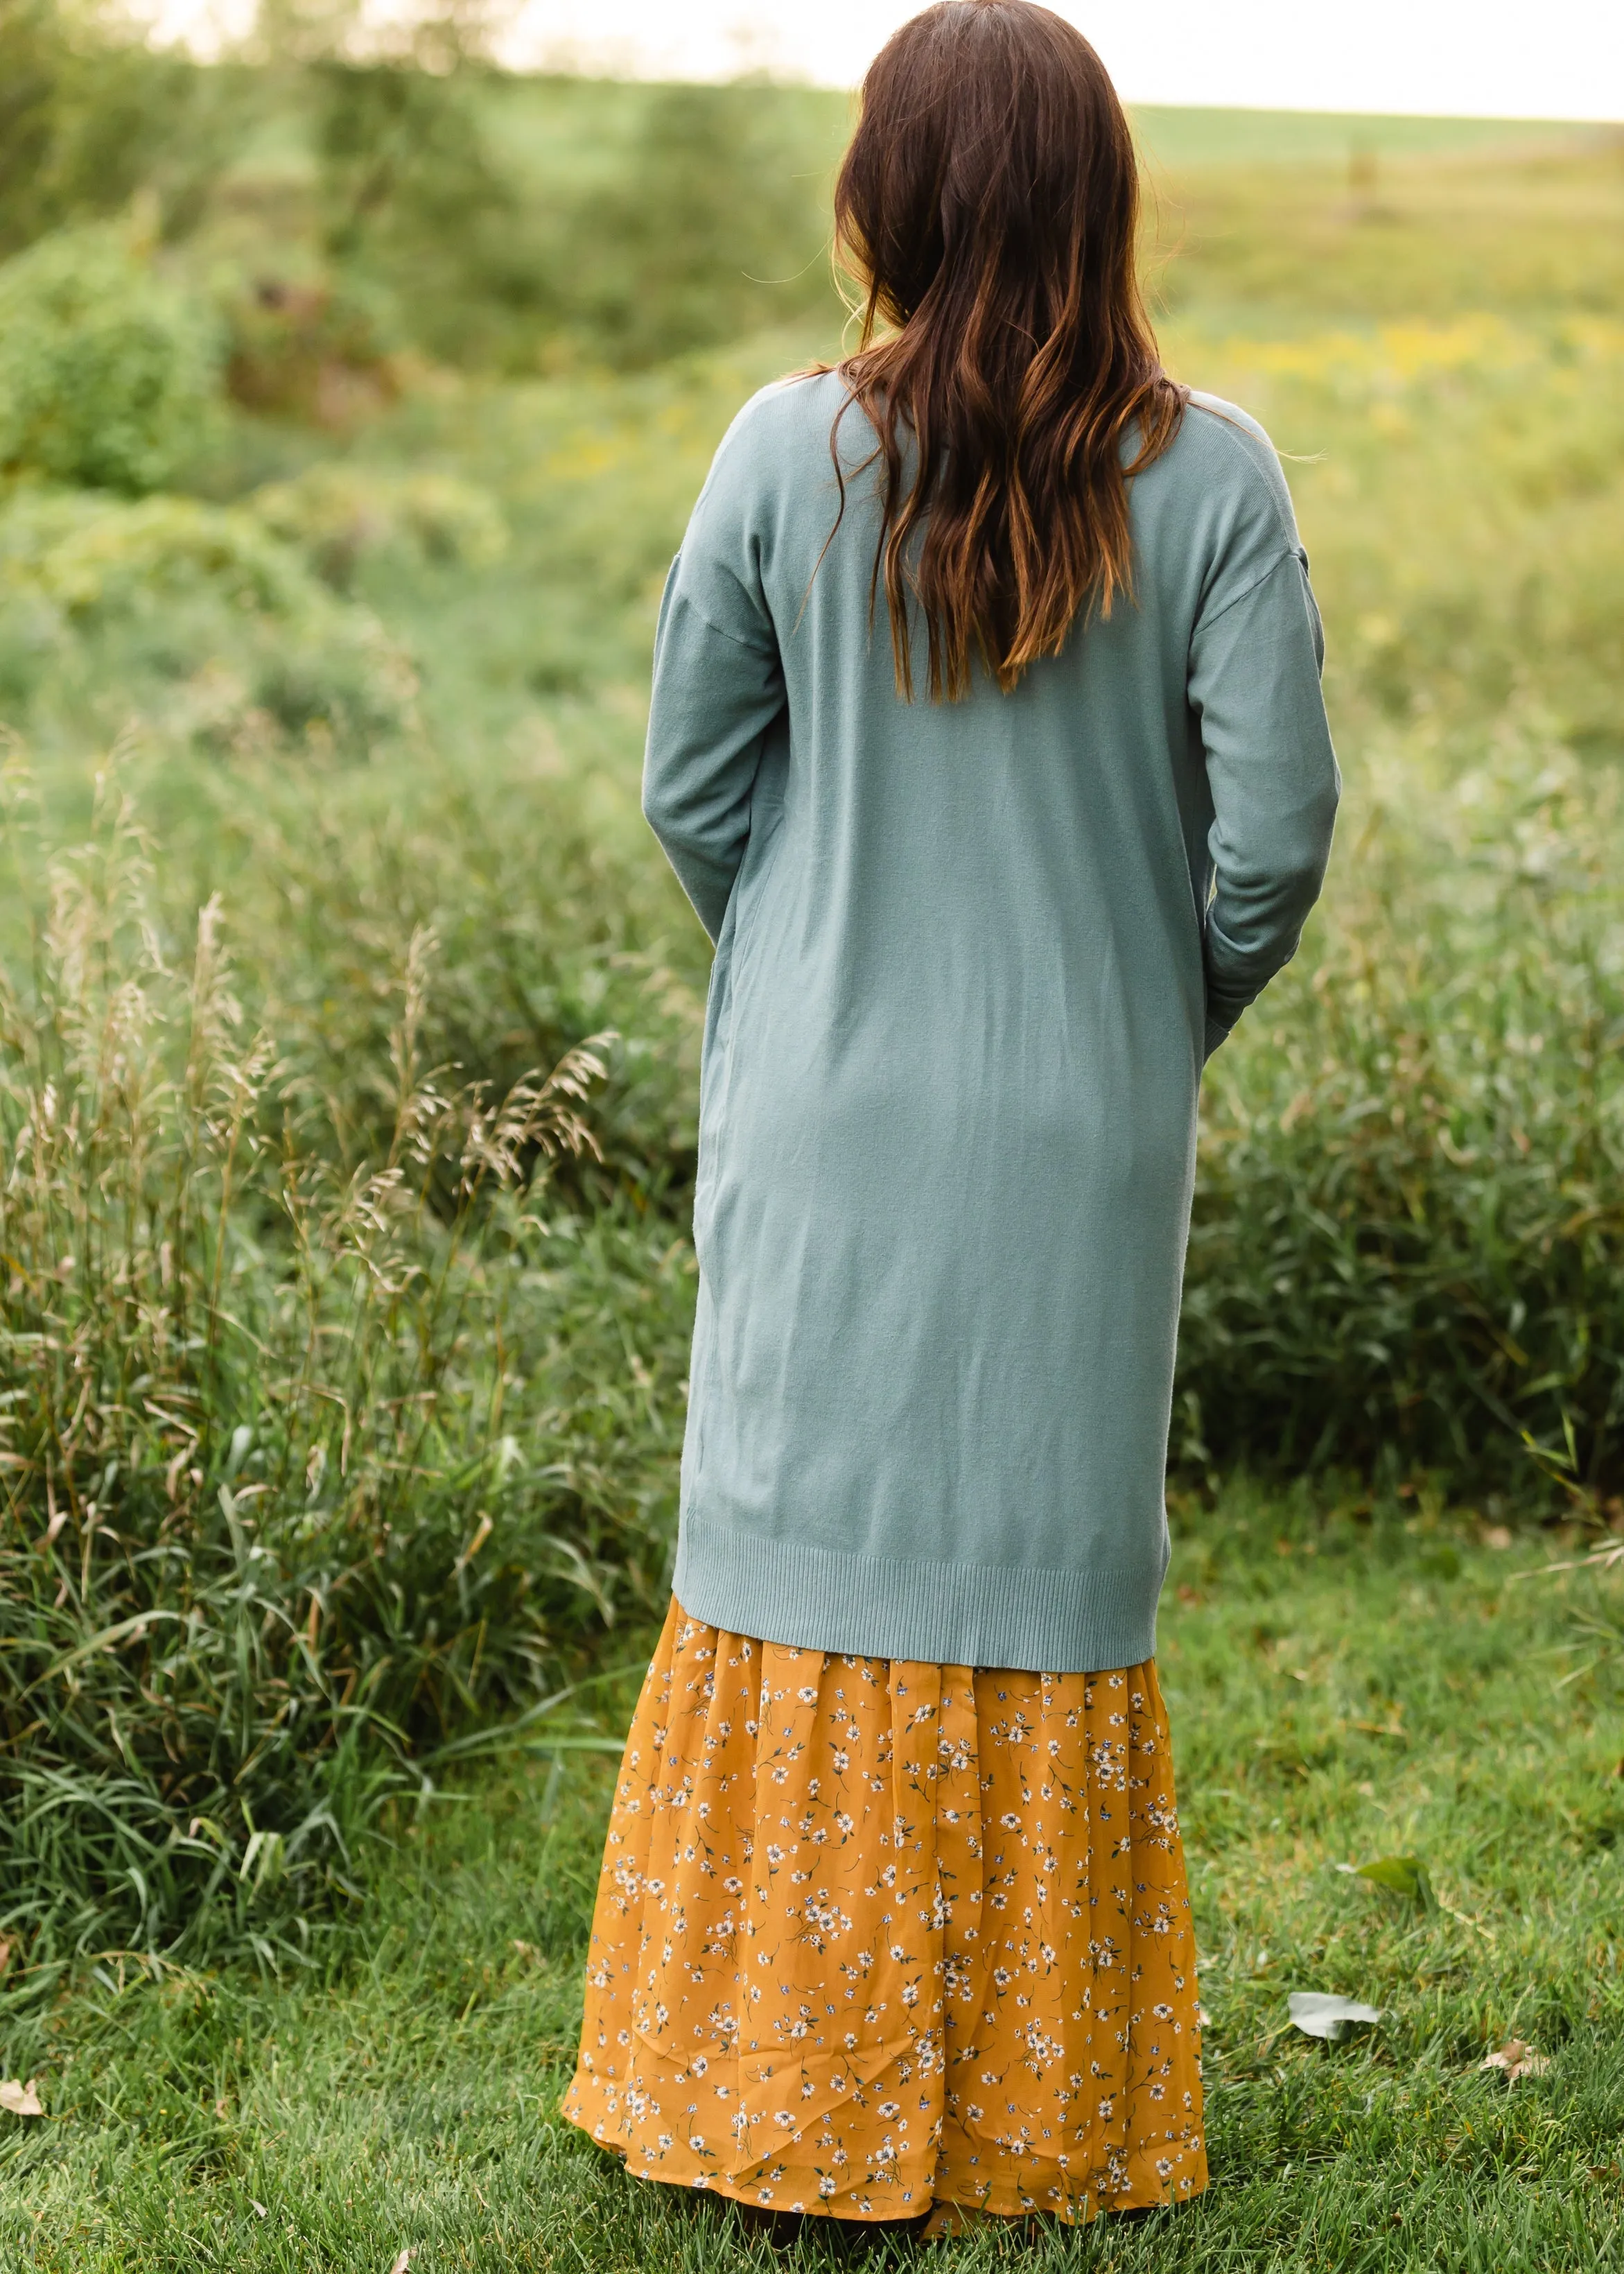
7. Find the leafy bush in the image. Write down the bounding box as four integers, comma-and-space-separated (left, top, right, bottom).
293, 64, 846, 376
0, 488, 418, 745
0, 221, 223, 494
238, 616, 419, 748
1180, 734, 1624, 1507
0, 774, 690, 1982
0, 487, 311, 616
222, 272, 402, 428
250, 463, 508, 589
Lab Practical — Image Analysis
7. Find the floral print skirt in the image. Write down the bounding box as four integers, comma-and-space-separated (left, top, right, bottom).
561, 1599, 1207, 2225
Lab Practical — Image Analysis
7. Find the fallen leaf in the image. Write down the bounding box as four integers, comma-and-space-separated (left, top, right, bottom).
1340, 1853, 1436, 1913
389, 2253, 414, 2273
1481, 2039, 1550, 2081
0, 2078, 44, 2117
1288, 1992, 1384, 2041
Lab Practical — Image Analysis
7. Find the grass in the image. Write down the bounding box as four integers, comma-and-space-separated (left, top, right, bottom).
6, 1486, 1623, 2269
1130, 110, 1609, 169
0, 767, 701, 1966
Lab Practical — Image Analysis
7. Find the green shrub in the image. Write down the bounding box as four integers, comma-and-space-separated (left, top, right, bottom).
0, 488, 419, 745
1180, 733, 1624, 1507
0, 221, 224, 494
0, 591, 67, 713
250, 463, 508, 589
0, 487, 311, 616
240, 613, 419, 747
297, 67, 846, 376
0, 773, 689, 1979
222, 272, 401, 427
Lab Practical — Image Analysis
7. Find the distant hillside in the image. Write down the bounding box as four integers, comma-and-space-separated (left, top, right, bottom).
3, 6, 1617, 384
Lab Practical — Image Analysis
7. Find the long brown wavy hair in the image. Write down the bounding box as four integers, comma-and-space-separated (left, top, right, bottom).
830, 0, 1185, 701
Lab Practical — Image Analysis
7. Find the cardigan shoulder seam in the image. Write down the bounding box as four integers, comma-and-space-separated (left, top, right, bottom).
1193, 542, 1306, 636
677, 579, 774, 658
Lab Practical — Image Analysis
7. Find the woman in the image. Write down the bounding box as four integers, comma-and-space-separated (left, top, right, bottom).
562, 0, 1338, 2235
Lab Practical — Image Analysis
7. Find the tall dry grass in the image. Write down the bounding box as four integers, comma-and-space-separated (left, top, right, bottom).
0, 754, 658, 1990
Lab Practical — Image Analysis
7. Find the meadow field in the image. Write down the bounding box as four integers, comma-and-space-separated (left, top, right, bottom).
0, 21, 1623, 2266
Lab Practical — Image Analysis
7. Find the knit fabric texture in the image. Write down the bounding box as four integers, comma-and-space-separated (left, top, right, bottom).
646, 374, 1338, 1669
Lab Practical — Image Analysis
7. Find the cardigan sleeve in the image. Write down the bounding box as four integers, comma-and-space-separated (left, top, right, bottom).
641, 408, 788, 944
1188, 545, 1341, 1052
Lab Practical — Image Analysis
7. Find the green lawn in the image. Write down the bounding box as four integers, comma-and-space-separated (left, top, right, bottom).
8, 1486, 1623, 2271
1130, 107, 1590, 171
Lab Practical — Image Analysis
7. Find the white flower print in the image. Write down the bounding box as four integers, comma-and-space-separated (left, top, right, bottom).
562, 1603, 1206, 2226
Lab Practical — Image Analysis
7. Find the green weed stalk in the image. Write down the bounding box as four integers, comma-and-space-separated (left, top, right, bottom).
0, 759, 641, 1988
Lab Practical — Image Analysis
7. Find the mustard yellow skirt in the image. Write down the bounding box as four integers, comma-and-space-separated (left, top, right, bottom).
561, 1600, 1207, 2225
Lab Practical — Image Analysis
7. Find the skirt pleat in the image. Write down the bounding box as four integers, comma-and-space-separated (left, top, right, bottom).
561, 1599, 1207, 2223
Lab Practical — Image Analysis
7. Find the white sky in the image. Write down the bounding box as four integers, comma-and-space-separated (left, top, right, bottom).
514, 0, 1622, 117
155, 0, 1624, 118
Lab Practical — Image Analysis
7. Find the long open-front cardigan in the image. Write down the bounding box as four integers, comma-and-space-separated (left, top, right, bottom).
643, 372, 1339, 1672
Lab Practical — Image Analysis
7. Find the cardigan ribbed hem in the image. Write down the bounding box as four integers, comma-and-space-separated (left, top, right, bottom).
671, 1516, 1165, 1674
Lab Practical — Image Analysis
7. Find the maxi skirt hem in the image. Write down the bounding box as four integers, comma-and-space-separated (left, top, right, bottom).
561, 1599, 1207, 2224
560, 2083, 1201, 2227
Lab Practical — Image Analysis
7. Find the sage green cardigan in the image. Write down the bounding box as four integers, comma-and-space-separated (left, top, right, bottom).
645, 372, 1338, 1672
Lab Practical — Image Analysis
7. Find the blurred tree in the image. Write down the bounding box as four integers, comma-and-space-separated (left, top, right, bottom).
315, 62, 511, 267
243, 0, 555, 371
308, 60, 559, 369
251, 0, 512, 71
0, 0, 232, 257
566, 83, 837, 369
